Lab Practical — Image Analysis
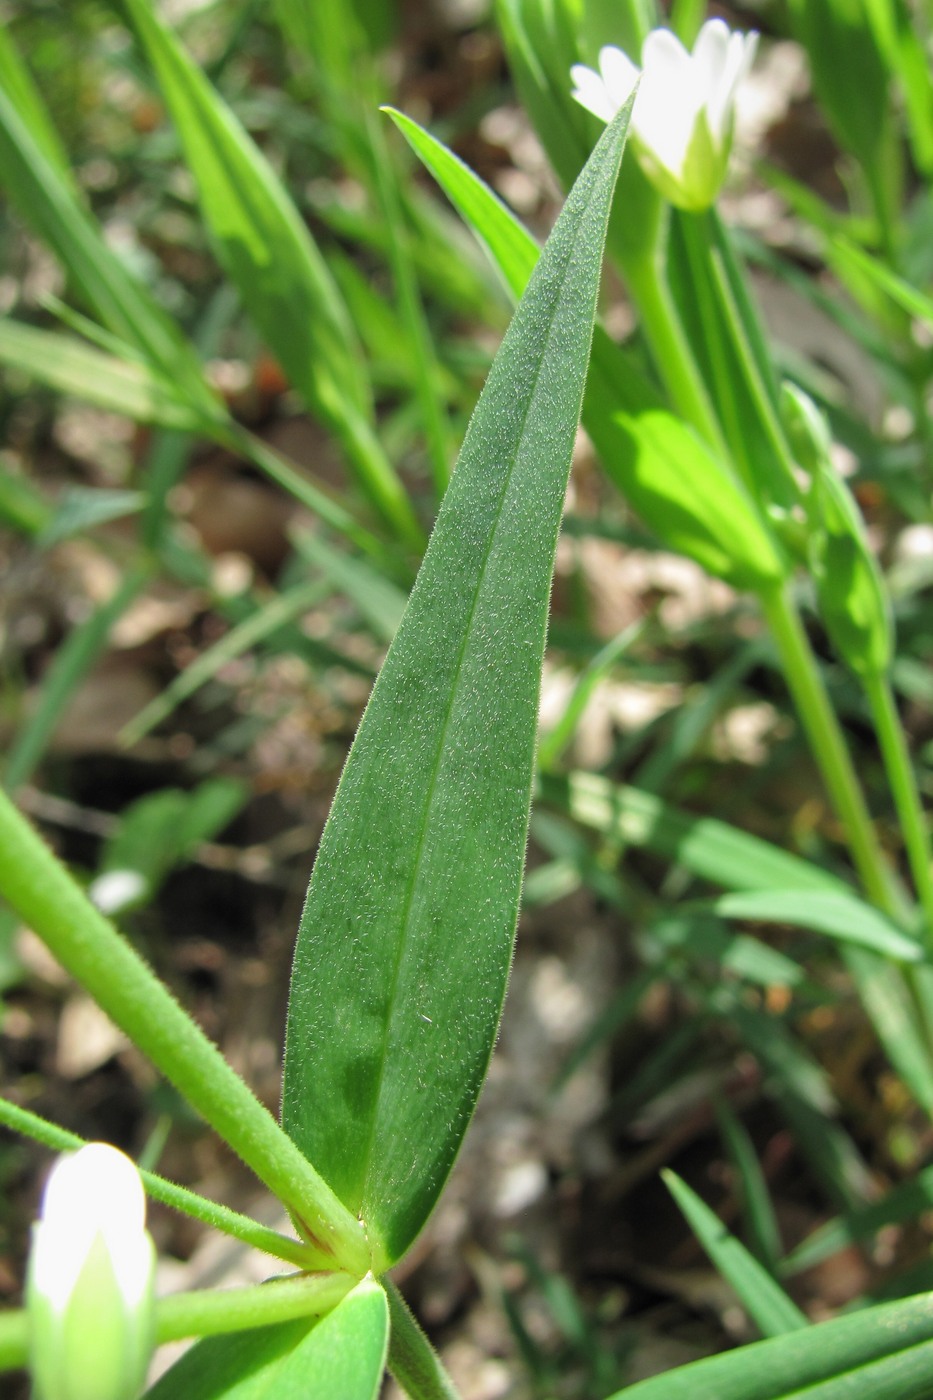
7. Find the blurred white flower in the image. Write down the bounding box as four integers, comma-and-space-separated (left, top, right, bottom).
27, 1143, 156, 1400
87, 869, 147, 916
570, 19, 758, 210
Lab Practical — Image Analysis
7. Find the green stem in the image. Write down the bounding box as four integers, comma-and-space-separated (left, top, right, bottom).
385, 1279, 462, 1400
0, 1274, 357, 1372
0, 1311, 27, 1371
156, 1272, 355, 1343
759, 583, 897, 914
863, 670, 933, 946
625, 249, 727, 458
0, 1098, 313, 1269
0, 791, 369, 1276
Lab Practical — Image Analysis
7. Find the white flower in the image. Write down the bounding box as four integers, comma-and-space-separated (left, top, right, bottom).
570, 19, 758, 211
27, 1143, 156, 1400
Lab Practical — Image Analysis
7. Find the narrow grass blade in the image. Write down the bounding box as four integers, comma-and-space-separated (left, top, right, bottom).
842, 945, 933, 1114
5, 564, 151, 792
0, 70, 214, 414
119, 578, 329, 747
605, 1291, 933, 1399
782, 1162, 933, 1277
384, 107, 538, 300
0, 791, 368, 1273
0, 320, 207, 432
123, 0, 421, 548
541, 772, 848, 895
0, 1097, 311, 1268
662, 1169, 807, 1338
715, 1098, 783, 1273
0, 24, 71, 180
714, 890, 922, 962
283, 102, 633, 1271
291, 532, 407, 644
728, 1002, 872, 1212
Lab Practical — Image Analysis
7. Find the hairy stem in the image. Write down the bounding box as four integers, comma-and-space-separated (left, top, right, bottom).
0, 790, 369, 1275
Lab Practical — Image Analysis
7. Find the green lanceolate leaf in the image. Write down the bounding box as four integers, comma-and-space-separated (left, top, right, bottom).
387, 107, 785, 593
282, 102, 633, 1271
145, 1278, 388, 1400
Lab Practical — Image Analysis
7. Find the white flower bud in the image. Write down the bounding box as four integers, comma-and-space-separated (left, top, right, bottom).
571, 19, 758, 211
27, 1143, 156, 1400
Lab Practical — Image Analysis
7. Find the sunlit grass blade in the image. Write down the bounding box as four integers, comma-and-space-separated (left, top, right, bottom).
282, 101, 633, 1271
384, 107, 538, 300
715, 1098, 783, 1274
541, 771, 848, 894
0, 23, 72, 179
662, 1170, 807, 1338
713, 890, 922, 962
605, 1291, 933, 1399
0, 70, 215, 415
123, 0, 422, 549
0, 320, 208, 432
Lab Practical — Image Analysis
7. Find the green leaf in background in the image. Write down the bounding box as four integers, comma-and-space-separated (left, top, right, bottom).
541, 771, 848, 895
283, 101, 633, 1271
785, 0, 898, 241
0, 58, 216, 418
807, 465, 893, 680
713, 890, 920, 962
0, 22, 72, 180
662, 1170, 807, 1338
145, 1278, 388, 1400
607, 1290, 933, 1399
386, 108, 785, 593
37, 488, 146, 549
123, 0, 421, 549
0, 320, 207, 435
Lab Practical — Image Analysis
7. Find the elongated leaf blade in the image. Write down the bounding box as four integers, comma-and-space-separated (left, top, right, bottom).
0, 61, 213, 412
123, 0, 419, 546
387, 108, 785, 591
662, 1170, 807, 1339
283, 104, 632, 1270
145, 1278, 388, 1400
385, 106, 537, 300
715, 890, 922, 962
605, 1291, 933, 1399
542, 772, 848, 895
0, 320, 206, 433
